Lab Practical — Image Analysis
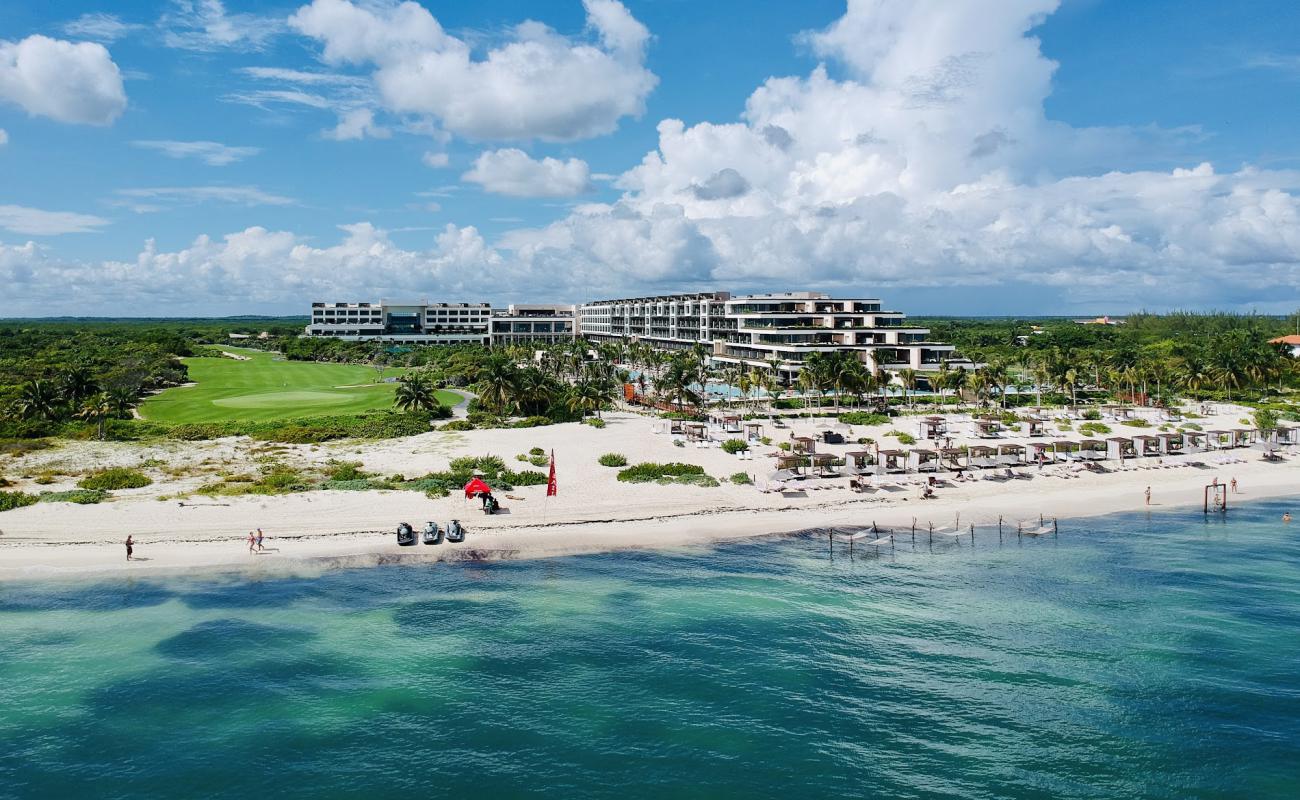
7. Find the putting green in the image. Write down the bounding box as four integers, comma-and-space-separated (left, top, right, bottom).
139, 346, 455, 424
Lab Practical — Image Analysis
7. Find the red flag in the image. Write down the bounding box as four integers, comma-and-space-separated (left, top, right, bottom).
547, 450, 558, 497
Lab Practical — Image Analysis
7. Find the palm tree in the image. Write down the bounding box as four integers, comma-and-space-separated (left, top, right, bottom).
394, 373, 437, 413
660, 357, 701, 412
105, 385, 138, 418
60, 367, 99, 405
14, 380, 61, 421
567, 379, 610, 418
76, 393, 114, 440
477, 357, 520, 414
895, 368, 919, 411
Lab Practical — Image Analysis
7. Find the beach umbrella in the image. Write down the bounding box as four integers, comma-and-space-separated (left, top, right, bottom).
463, 477, 491, 498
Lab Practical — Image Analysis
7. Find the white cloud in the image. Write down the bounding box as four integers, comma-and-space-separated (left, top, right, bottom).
422, 151, 450, 169
238, 66, 365, 86
463, 149, 591, 197
113, 186, 295, 213
0, 205, 108, 235
222, 88, 334, 111
288, 0, 657, 141
323, 108, 390, 140
161, 0, 281, 51
0, 35, 127, 125
62, 13, 145, 43
0, 129, 7, 146
132, 139, 261, 165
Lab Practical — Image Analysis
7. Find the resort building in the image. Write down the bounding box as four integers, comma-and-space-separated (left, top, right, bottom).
306, 301, 575, 347
577, 291, 959, 379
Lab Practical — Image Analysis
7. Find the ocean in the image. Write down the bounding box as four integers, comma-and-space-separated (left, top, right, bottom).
2, 499, 1299, 799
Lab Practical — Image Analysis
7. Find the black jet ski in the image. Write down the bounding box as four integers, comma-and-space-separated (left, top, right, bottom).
422, 521, 443, 545
396, 522, 416, 546
446, 519, 466, 543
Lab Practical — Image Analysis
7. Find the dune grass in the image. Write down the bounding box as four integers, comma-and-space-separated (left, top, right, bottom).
139, 347, 458, 423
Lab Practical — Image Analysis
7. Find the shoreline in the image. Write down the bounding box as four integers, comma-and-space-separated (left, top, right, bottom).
3, 408, 1296, 584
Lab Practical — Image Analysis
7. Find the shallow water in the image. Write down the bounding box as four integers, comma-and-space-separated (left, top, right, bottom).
3, 500, 1299, 799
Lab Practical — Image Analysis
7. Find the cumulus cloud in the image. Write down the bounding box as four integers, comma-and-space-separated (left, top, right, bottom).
0, 35, 127, 125
288, 0, 657, 141
463, 149, 591, 197
132, 139, 261, 165
0, 205, 108, 236
323, 108, 390, 140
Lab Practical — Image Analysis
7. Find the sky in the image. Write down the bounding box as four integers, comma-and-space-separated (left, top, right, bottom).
1, 0, 1299, 317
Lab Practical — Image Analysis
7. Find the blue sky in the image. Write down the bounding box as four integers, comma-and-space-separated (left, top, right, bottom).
1, 0, 1299, 316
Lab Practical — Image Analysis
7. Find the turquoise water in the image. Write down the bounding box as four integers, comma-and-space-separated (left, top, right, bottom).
3, 501, 1300, 799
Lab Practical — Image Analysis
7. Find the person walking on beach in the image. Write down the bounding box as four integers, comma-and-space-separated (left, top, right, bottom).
1144, 486, 1151, 506
248, 531, 256, 554
256, 528, 265, 552
125, 535, 134, 562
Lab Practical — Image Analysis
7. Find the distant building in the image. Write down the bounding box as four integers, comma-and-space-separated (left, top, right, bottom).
1270, 334, 1300, 357
1074, 315, 1124, 326
578, 291, 960, 380
305, 301, 575, 347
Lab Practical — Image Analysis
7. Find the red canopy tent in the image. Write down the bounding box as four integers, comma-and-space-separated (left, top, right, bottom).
463, 477, 492, 498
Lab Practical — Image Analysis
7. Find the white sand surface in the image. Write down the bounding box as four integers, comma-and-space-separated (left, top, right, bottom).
2, 405, 1296, 582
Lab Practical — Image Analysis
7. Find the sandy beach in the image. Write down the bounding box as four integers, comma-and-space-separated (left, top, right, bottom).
2, 405, 1296, 582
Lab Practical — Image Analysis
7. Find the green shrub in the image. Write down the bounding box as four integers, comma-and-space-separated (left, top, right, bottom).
467, 411, 504, 428
839, 411, 889, 426
778, 442, 792, 451
582, 417, 607, 428
0, 490, 39, 512
895, 432, 917, 445
510, 416, 553, 428
325, 461, 367, 481
1082, 409, 1102, 420
78, 468, 152, 491
503, 469, 549, 487
598, 453, 628, 467
34, 474, 57, 485
1121, 418, 1151, 428
729, 472, 752, 485
721, 438, 748, 454
1181, 422, 1203, 431
39, 489, 108, 504
440, 420, 474, 431
617, 462, 707, 483
529, 447, 545, 456
515, 453, 529, 462
528, 454, 549, 467
759, 436, 772, 445
677, 473, 720, 487
319, 478, 393, 491
1079, 421, 1112, 436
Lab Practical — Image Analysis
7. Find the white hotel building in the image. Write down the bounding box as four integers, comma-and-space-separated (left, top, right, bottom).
577, 291, 958, 379
306, 302, 575, 346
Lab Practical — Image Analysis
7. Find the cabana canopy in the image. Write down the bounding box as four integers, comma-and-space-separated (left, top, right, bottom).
463, 477, 492, 498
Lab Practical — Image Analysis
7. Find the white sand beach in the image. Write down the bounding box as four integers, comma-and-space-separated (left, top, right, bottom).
2, 405, 1296, 582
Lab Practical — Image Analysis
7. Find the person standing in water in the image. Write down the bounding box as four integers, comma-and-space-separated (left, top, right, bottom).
1284, 513, 1292, 523
125, 535, 134, 562
1145, 486, 1151, 506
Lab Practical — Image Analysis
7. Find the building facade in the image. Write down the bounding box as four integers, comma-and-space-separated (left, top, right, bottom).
306, 301, 575, 347
577, 291, 958, 378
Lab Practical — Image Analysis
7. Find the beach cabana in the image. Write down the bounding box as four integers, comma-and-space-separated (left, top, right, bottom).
742, 421, 764, 443
791, 435, 816, 454
1205, 430, 1232, 450
1134, 434, 1161, 458
810, 452, 838, 476
998, 443, 1027, 466
668, 419, 686, 435
910, 448, 940, 473
969, 445, 999, 469
1077, 439, 1106, 461
1183, 431, 1206, 452
774, 454, 811, 476
1232, 429, 1254, 447
1275, 427, 1299, 446
683, 422, 708, 442
1029, 442, 1055, 466
1106, 436, 1137, 461
1022, 417, 1047, 437
877, 449, 908, 474
709, 413, 742, 433
845, 450, 877, 475
971, 419, 1002, 439
940, 448, 966, 471
1049, 440, 1079, 462
1157, 432, 1184, 455
919, 416, 947, 440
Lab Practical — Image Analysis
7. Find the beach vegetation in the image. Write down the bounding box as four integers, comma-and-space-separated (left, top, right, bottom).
1121, 418, 1151, 427
896, 432, 917, 445
38, 489, 108, 504
721, 439, 748, 454
1253, 408, 1280, 431
598, 453, 627, 467
440, 420, 474, 431
1079, 422, 1112, 436
78, 467, 151, 491
616, 462, 707, 483
582, 417, 607, 428
529, 447, 545, 456
839, 412, 889, 426
0, 490, 39, 512
729, 472, 752, 484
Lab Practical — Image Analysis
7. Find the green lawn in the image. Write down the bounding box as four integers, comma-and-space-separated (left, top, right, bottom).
139, 347, 459, 423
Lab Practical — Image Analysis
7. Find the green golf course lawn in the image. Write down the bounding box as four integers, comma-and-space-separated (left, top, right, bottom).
139, 347, 459, 423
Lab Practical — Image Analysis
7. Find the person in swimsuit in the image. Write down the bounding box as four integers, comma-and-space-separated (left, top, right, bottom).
248, 531, 256, 554
1284, 513, 1292, 523
256, 529, 265, 551
125, 535, 134, 562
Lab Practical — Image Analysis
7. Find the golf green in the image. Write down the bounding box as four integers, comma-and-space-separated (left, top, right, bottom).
139, 347, 456, 423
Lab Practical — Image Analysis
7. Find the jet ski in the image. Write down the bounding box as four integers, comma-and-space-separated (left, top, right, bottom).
396, 522, 416, 546
422, 521, 443, 545
446, 519, 466, 543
